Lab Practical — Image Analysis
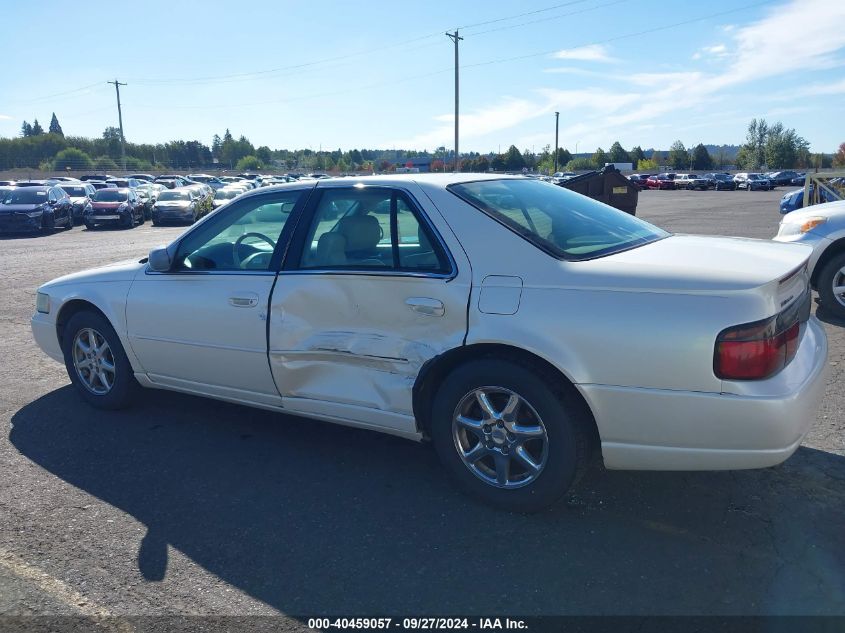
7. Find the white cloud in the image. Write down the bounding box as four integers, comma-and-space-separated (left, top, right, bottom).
550, 44, 615, 63
0, 114, 11, 120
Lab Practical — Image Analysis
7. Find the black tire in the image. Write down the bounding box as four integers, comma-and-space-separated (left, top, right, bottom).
817, 252, 845, 319
430, 358, 591, 512
124, 211, 135, 229
41, 211, 55, 234
61, 310, 139, 410
66, 211, 74, 230
84, 221, 95, 230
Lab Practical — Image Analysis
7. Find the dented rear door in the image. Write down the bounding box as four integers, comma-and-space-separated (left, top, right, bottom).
268, 181, 471, 437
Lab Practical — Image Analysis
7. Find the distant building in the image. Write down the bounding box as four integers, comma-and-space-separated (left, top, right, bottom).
394, 157, 431, 173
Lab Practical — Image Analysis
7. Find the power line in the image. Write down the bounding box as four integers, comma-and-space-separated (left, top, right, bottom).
460, 0, 771, 71
459, 0, 591, 30
465, 0, 627, 37
125, 0, 617, 88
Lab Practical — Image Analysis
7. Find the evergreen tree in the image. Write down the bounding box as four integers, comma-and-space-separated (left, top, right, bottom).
49, 113, 63, 136
608, 141, 630, 163
592, 147, 608, 168
631, 146, 645, 164
31, 119, 44, 135
504, 145, 525, 171
667, 140, 688, 169
21, 121, 33, 137
691, 143, 713, 170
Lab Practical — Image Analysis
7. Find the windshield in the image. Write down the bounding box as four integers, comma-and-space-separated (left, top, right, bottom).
449, 178, 668, 260
1, 189, 48, 204
59, 186, 88, 197
215, 189, 238, 199
92, 190, 128, 202
159, 191, 190, 201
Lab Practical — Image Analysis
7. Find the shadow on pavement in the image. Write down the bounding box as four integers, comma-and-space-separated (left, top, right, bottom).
9, 386, 845, 616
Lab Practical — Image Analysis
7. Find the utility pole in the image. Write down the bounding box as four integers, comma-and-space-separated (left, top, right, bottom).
446, 30, 462, 173
553, 111, 560, 174
108, 79, 127, 171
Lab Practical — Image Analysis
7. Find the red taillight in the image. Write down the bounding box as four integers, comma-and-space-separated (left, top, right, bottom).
715, 318, 801, 380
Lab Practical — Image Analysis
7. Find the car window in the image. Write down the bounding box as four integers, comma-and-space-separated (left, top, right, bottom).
449, 178, 668, 260
296, 187, 450, 273
173, 191, 303, 272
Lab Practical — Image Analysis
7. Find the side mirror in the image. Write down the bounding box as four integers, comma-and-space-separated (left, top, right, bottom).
148, 247, 172, 272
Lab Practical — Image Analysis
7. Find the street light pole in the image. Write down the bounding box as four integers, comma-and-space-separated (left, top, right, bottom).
553, 111, 560, 174
446, 30, 463, 173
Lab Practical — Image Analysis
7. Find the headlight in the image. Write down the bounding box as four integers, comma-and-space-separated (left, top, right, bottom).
36, 292, 50, 314
778, 216, 827, 237
27, 210, 43, 218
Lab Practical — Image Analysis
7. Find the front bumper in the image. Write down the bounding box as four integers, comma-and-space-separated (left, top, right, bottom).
0, 213, 41, 232
580, 317, 829, 470
31, 312, 63, 363
153, 207, 194, 221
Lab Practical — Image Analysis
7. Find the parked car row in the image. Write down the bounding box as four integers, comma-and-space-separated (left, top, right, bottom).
0, 172, 303, 233
631, 172, 787, 191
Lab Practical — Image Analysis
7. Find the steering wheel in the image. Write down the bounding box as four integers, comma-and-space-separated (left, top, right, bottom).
233, 232, 276, 268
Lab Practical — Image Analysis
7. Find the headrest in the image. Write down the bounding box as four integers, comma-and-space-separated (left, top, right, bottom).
338, 214, 382, 252
316, 232, 347, 266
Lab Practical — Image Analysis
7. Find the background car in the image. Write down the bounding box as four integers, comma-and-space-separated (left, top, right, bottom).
87, 181, 118, 191
775, 200, 845, 317
645, 174, 675, 190
780, 184, 843, 214
127, 173, 155, 182
212, 187, 242, 209
187, 174, 226, 190
151, 188, 200, 225
106, 178, 142, 189
84, 188, 145, 230
768, 170, 800, 187
734, 172, 772, 190
0, 185, 73, 233
674, 174, 709, 190
57, 182, 97, 220
627, 174, 651, 189
703, 173, 737, 190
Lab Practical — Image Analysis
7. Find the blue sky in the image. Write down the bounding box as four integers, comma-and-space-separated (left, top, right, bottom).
2, 0, 844, 154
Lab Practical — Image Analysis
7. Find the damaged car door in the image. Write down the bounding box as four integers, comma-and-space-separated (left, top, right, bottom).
268, 183, 471, 436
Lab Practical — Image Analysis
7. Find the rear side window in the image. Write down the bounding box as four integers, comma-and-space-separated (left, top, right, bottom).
449, 178, 668, 261
294, 187, 451, 274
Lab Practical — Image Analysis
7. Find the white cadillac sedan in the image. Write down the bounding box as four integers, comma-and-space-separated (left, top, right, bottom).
32, 174, 828, 511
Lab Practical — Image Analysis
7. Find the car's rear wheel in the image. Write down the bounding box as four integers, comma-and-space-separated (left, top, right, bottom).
62, 310, 139, 409
817, 252, 845, 319
430, 359, 590, 512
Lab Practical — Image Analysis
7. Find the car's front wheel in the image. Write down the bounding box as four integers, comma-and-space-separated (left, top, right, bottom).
62, 310, 139, 409
430, 359, 591, 512
817, 252, 845, 319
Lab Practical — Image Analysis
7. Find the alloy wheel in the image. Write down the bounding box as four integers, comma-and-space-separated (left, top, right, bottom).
831, 268, 845, 309
452, 386, 549, 489
72, 328, 116, 395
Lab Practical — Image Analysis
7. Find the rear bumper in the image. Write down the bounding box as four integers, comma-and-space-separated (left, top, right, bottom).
580, 317, 829, 470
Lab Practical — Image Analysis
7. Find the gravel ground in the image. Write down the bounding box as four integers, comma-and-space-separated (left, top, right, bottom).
0, 187, 843, 623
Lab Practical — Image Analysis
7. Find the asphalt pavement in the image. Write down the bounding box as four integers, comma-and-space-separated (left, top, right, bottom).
0, 188, 843, 623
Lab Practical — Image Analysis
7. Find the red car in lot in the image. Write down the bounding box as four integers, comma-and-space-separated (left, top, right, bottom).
645, 174, 676, 190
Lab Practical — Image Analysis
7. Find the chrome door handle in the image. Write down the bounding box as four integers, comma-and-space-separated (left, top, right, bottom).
229, 293, 259, 308
405, 297, 444, 317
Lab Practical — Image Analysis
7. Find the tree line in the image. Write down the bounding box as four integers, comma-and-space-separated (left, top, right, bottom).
1, 112, 838, 174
